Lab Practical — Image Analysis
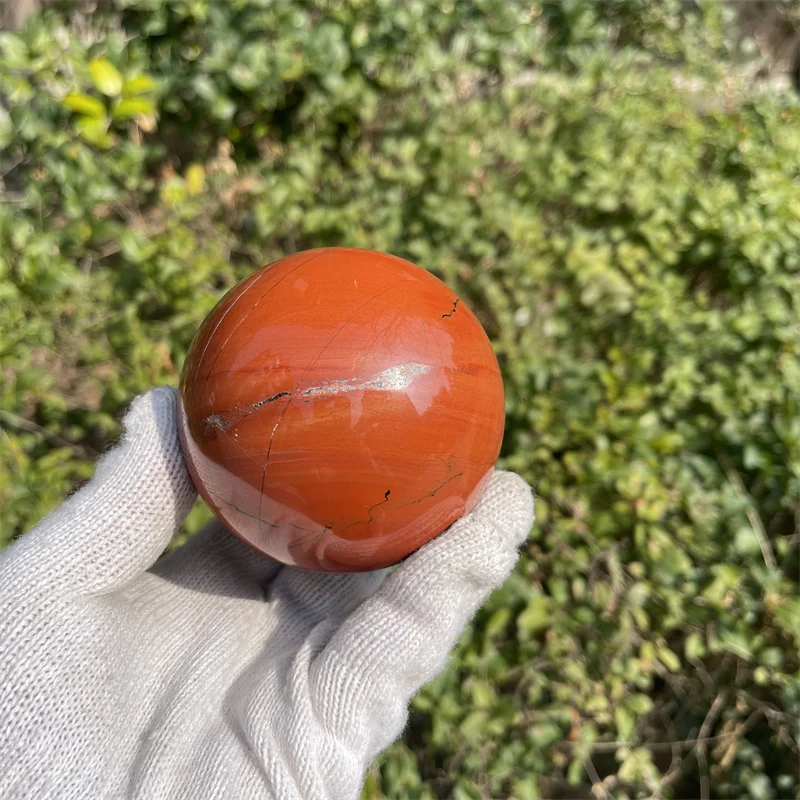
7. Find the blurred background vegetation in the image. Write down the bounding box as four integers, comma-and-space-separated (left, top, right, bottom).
1, 1, 799, 798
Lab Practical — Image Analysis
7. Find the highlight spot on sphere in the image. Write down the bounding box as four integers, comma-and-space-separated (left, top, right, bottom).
178, 247, 505, 572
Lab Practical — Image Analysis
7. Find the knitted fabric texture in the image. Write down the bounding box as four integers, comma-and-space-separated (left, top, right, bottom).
0, 387, 534, 799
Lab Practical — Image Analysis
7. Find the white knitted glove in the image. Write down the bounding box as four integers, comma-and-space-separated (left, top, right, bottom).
0, 387, 534, 800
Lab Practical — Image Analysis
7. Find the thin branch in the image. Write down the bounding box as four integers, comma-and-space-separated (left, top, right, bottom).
737, 689, 800, 725
697, 692, 727, 800
722, 459, 777, 570
0, 409, 93, 455
584, 756, 612, 800
651, 703, 687, 799
558, 712, 762, 756
0, 155, 25, 180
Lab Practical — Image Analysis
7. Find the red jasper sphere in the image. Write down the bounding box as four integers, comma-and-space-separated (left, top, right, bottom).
178, 247, 505, 572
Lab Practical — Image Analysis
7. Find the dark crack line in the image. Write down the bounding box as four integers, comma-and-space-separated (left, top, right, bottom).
204, 354, 445, 440
203, 413, 232, 432
208, 252, 329, 534
252, 390, 291, 409
218, 428, 263, 466
295, 279, 416, 385
369, 488, 392, 521
203, 391, 293, 434
207, 489, 279, 527
441, 298, 460, 318
209, 362, 430, 432
259, 412, 286, 502
257, 457, 270, 534
190, 258, 291, 407
258, 279, 416, 481
209, 487, 325, 543
200, 413, 264, 467
345, 488, 392, 529
407, 471, 464, 505
190, 266, 270, 401
196, 251, 325, 396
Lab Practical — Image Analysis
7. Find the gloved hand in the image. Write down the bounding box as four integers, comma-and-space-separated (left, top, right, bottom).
0, 387, 534, 800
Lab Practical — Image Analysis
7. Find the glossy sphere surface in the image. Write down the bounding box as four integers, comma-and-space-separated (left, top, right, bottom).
178, 248, 505, 571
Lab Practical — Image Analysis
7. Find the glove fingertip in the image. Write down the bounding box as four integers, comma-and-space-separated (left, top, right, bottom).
473, 470, 535, 547
13, 386, 197, 596
125, 385, 180, 438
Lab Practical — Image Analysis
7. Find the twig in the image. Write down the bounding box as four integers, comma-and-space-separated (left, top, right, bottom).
97, 244, 121, 260
0, 155, 24, 181
651, 703, 686, 799
560, 726, 746, 754
722, 459, 777, 570
560, 705, 764, 798
697, 692, 727, 800
737, 689, 800, 724
584, 755, 611, 800
0, 409, 89, 454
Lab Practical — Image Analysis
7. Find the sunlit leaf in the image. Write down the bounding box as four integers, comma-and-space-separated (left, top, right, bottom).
89, 58, 123, 97
63, 93, 106, 118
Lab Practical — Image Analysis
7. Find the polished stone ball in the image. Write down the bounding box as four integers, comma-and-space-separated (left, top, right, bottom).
178, 247, 505, 571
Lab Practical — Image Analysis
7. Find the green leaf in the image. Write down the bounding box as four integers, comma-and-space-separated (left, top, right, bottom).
0, 106, 12, 150
211, 95, 236, 121
484, 607, 511, 639
656, 647, 680, 673
512, 776, 540, 800
618, 748, 660, 784
517, 594, 551, 637
470, 680, 496, 709
452, 785, 480, 800
720, 630, 753, 661
615, 707, 636, 740
90, 58, 123, 97
774, 599, 800, 642
119, 229, 157, 264
747, 773, 774, 800
0, 32, 28, 68
754, 666, 770, 685
185, 164, 205, 196
685, 632, 706, 660
112, 98, 155, 120
760, 647, 783, 668
626, 694, 654, 715
734, 525, 761, 557
528, 722, 562, 749
63, 93, 106, 119
567, 758, 584, 786
460, 711, 489, 742
74, 115, 112, 148
122, 74, 156, 96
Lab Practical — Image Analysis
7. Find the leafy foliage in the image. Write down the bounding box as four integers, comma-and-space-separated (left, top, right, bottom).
1, 2, 798, 798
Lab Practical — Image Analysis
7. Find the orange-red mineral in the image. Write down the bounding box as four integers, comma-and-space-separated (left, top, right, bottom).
178, 247, 505, 571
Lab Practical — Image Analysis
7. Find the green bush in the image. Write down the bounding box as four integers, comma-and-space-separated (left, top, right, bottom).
1, 2, 798, 798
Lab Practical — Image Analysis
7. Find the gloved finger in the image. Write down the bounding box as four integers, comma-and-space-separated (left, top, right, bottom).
266, 566, 388, 637
151, 519, 282, 598
2, 387, 196, 597
307, 470, 534, 756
